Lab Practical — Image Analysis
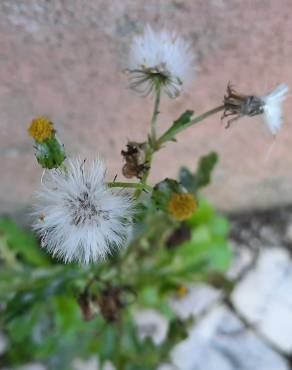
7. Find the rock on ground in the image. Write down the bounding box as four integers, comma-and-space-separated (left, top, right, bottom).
170, 305, 289, 370
170, 283, 222, 320
134, 309, 169, 345
232, 248, 292, 353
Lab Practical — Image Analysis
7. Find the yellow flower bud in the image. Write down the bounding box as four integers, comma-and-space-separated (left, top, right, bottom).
28, 116, 54, 143
168, 192, 197, 221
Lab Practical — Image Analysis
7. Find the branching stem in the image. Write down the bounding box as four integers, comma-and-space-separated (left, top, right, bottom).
156, 105, 225, 147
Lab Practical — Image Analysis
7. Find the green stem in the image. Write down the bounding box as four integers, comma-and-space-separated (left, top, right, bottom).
107, 181, 153, 192
116, 320, 124, 370
133, 146, 153, 199
134, 86, 161, 198
150, 85, 161, 146
134, 102, 224, 199
156, 105, 225, 147
115, 243, 125, 370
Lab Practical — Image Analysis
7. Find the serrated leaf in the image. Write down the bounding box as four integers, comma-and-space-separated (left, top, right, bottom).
179, 167, 196, 192
195, 152, 218, 189
179, 152, 218, 194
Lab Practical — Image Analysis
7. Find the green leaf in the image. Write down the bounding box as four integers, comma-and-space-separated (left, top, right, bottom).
0, 217, 49, 266
179, 152, 218, 194
209, 216, 230, 237
191, 224, 212, 244
2, 268, 79, 323
172, 110, 194, 130
207, 242, 232, 271
151, 178, 181, 211
139, 286, 160, 307
179, 167, 195, 192
154, 198, 232, 279
157, 110, 194, 145
187, 198, 214, 226
195, 152, 218, 189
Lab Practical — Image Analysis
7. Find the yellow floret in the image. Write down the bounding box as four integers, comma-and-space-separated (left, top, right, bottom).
28, 117, 54, 143
168, 192, 197, 221
176, 285, 188, 298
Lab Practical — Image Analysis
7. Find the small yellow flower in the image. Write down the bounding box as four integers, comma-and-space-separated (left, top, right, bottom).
176, 285, 188, 298
168, 192, 197, 221
28, 116, 54, 143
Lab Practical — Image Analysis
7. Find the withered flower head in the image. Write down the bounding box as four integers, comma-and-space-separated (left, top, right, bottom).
78, 282, 136, 323
121, 141, 149, 180
78, 291, 99, 321
222, 83, 264, 128
97, 284, 136, 323
222, 82, 289, 135
97, 286, 125, 323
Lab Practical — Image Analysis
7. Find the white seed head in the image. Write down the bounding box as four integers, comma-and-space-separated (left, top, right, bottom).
128, 25, 195, 98
32, 158, 133, 264
261, 84, 289, 135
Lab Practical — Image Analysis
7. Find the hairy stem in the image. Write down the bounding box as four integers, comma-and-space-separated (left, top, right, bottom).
150, 85, 161, 146
157, 105, 225, 147
133, 146, 153, 199
107, 181, 152, 192
134, 87, 161, 198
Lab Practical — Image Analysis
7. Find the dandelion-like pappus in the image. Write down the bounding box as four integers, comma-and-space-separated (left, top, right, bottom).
127, 25, 195, 98
32, 158, 133, 264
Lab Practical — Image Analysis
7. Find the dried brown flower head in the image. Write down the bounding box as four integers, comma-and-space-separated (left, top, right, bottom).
121, 141, 149, 179
97, 284, 136, 323
78, 281, 136, 323
78, 290, 99, 321
222, 83, 264, 128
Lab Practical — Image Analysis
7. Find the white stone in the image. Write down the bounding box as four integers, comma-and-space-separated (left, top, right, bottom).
73, 356, 99, 370
134, 309, 168, 345
170, 305, 289, 370
18, 364, 47, 370
170, 283, 222, 320
103, 361, 115, 370
259, 226, 280, 245
231, 248, 292, 353
227, 242, 254, 280
284, 221, 292, 243
157, 364, 176, 370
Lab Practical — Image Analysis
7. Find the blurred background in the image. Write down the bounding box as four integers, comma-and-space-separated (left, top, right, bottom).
1, 0, 292, 220
1, 1, 292, 370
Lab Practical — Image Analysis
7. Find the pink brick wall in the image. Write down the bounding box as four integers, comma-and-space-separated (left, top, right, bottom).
1, 0, 292, 216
